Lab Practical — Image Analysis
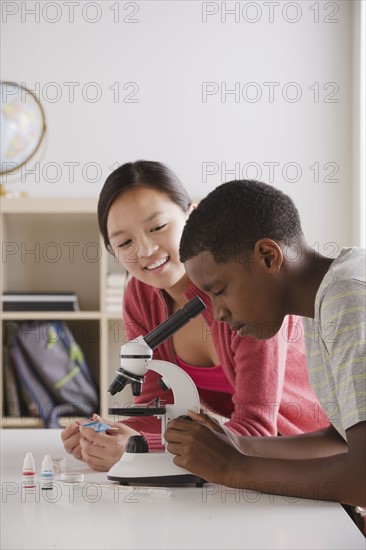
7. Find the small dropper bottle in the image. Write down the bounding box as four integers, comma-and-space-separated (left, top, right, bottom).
41, 455, 54, 490
22, 452, 36, 488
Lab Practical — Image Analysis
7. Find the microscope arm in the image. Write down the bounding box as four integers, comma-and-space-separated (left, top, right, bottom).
147, 359, 200, 438
109, 358, 200, 444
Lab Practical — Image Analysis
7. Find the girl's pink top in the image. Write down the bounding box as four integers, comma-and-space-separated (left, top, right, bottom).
174, 355, 234, 394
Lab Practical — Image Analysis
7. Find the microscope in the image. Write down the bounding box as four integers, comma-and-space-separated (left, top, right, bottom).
107, 296, 206, 486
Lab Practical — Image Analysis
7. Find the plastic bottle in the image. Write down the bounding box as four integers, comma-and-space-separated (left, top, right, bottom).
22, 452, 36, 488
41, 454, 54, 490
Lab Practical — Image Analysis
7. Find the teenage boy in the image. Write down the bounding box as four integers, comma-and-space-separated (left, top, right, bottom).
164, 179, 365, 509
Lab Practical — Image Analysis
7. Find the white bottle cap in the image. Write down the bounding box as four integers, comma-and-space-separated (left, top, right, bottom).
23, 452, 35, 470
41, 455, 54, 473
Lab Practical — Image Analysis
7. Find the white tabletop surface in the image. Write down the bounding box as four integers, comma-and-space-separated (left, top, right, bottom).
0, 429, 364, 550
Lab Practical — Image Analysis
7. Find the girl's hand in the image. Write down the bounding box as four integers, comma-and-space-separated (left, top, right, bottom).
79, 416, 140, 471
61, 418, 85, 461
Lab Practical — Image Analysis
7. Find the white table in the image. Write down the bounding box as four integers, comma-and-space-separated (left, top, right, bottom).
1, 429, 364, 550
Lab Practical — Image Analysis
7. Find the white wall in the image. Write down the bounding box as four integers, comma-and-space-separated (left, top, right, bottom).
1, 0, 363, 251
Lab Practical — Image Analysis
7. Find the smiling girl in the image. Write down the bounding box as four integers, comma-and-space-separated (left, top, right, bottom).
61, 160, 329, 471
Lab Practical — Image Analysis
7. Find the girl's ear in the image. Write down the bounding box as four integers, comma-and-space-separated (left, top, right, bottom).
188, 203, 197, 216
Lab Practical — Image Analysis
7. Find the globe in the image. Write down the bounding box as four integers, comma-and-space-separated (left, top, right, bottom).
0, 82, 46, 175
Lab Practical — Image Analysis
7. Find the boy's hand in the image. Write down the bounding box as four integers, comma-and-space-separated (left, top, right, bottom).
165, 417, 245, 485
186, 409, 242, 448
186, 410, 226, 434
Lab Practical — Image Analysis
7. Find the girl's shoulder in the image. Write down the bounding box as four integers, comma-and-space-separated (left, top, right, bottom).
124, 277, 164, 313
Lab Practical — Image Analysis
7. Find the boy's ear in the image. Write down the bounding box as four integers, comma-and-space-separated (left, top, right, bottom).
255, 239, 283, 274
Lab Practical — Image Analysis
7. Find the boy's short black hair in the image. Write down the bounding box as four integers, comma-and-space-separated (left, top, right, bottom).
179, 179, 303, 265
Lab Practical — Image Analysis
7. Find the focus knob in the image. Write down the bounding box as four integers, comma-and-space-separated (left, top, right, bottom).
125, 435, 149, 453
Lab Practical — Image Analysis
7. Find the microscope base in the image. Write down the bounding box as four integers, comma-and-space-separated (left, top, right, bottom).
107, 451, 205, 487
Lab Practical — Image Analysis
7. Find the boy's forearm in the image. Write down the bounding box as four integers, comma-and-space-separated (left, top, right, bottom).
226, 450, 361, 507
224, 422, 365, 507
166, 420, 365, 507
235, 425, 347, 459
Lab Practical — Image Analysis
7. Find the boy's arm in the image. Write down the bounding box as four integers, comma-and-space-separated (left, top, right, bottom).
165, 419, 366, 506
237, 424, 348, 459
186, 410, 346, 459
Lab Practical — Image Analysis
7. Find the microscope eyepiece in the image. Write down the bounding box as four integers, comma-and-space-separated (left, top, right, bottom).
143, 296, 206, 350
181, 296, 207, 319
108, 296, 207, 396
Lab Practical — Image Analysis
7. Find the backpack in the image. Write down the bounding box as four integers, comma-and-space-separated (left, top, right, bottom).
7, 321, 100, 428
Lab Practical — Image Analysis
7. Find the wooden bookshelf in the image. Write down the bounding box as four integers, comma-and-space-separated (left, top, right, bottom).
0, 197, 132, 428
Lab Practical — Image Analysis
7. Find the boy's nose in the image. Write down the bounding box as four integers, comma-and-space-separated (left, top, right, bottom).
212, 301, 229, 323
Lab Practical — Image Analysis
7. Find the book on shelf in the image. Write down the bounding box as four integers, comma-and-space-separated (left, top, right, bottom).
106, 290, 124, 299
106, 306, 122, 314
1, 292, 80, 312
3, 342, 38, 418
2, 342, 22, 417
106, 271, 128, 288
105, 272, 127, 314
